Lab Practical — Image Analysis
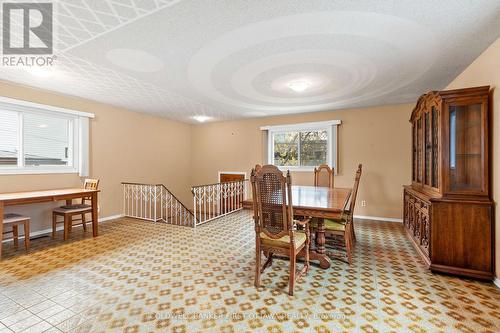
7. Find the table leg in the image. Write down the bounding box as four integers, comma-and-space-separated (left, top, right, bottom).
308, 218, 331, 269
0, 202, 3, 260
91, 192, 98, 237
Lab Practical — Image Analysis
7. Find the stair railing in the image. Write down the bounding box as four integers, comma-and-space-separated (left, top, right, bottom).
122, 182, 196, 227
191, 179, 248, 226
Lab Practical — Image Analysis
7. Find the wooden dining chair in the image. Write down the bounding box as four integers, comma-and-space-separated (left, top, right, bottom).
2, 214, 30, 252
52, 179, 99, 240
251, 165, 310, 296
314, 164, 334, 188
312, 164, 362, 264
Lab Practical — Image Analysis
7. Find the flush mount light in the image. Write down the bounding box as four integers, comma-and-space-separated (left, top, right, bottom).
286, 79, 312, 93
38, 124, 48, 128
192, 115, 212, 123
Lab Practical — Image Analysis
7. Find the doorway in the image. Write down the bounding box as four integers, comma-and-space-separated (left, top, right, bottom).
219, 172, 245, 183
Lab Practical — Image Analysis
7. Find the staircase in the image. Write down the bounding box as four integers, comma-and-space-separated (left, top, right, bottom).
122, 182, 196, 227
191, 179, 248, 225
122, 179, 248, 227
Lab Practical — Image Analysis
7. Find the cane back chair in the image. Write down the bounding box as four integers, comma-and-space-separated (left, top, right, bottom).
251, 165, 310, 296
312, 164, 362, 264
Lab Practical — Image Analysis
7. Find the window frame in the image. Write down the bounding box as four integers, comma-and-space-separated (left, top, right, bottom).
0, 96, 93, 175
262, 120, 341, 172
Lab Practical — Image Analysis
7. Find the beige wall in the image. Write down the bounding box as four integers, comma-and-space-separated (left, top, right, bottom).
445, 38, 500, 279
1, 37, 496, 273
0, 80, 413, 232
190, 104, 413, 219
0, 81, 192, 233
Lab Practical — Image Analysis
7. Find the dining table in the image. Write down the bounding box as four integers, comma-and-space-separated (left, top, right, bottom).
243, 185, 352, 269
0, 188, 100, 260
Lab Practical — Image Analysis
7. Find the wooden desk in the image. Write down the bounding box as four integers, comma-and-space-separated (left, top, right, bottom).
243, 185, 352, 268
0, 188, 100, 259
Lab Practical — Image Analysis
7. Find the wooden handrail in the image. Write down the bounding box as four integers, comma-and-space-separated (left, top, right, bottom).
191, 179, 249, 191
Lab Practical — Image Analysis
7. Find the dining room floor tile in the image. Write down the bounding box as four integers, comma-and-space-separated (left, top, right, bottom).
0, 211, 499, 332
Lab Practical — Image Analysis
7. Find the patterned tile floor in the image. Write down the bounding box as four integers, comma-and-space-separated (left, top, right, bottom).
0, 211, 499, 333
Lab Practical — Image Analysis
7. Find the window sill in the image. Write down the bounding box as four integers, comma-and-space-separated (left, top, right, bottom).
0, 168, 78, 175
274, 166, 339, 175
275, 166, 317, 172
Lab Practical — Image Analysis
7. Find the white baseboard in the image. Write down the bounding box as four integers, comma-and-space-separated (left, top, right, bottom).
99, 214, 124, 222
2, 214, 124, 243
494, 278, 500, 289
354, 215, 403, 223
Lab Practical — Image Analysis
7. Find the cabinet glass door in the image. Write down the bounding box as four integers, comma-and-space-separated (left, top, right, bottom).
431, 107, 439, 188
449, 103, 483, 192
417, 118, 422, 183
412, 123, 417, 181
424, 112, 431, 186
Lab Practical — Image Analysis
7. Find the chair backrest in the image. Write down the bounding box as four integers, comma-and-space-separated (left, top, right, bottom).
84, 179, 99, 190
251, 165, 294, 239
348, 164, 363, 214
314, 164, 334, 188
82, 179, 99, 204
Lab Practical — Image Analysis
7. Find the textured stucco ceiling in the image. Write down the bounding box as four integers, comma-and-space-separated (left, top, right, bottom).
1, 0, 499, 123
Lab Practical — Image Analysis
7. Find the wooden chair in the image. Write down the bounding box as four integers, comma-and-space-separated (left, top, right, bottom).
312, 164, 362, 264
314, 164, 334, 188
52, 179, 99, 240
251, 165, 310, 296
2, 214, 30, 251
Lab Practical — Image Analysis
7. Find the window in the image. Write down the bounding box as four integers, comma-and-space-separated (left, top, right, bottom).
262, 120, 340, 171
0, 97, 93, 175
0, 111, 18, 166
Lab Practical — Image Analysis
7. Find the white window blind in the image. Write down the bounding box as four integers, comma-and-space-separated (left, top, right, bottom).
0, 97, 94, 175
0, 111, 19, 167
24, 113, 72, 167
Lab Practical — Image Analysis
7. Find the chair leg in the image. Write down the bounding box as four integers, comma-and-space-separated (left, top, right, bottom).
351, 220, 356, 244
345, 224, 353, 265
12, 225, 18, 248
254, 240, 261, 288
23, 221, 30, 251
305, 238, 310, 275
81, 213, 86, 232
289, 248, 296, 296
63, 215, 69, 240
52, 213, 57, 239
261, 252, 274, 273
309, 232, 315, 252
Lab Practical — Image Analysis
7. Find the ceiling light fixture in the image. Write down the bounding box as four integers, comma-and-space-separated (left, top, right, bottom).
287, 79, 312, 93
192, 115, 211, 123
38, 124, 48, 128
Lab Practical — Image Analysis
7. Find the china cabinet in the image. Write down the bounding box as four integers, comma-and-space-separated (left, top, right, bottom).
403, 86, 493, 279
